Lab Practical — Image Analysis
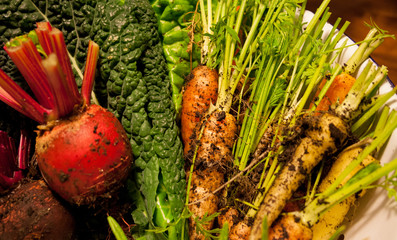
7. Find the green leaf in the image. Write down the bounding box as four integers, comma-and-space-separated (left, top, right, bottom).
107, 216, 129, 240
225, 25, 241, 44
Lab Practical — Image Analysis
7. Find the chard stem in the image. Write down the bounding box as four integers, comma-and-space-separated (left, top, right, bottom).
81, 41, 100, 105
35, 23, 53, 55
4, 39, 54, 109
42, 54, 79, 119
0, 69, 50, 123
49, 28, 81, 104
17, 129, 30, 170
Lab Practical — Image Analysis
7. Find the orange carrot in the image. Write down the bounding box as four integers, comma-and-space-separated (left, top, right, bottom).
314, 73, 356, 113
181, 65, 218, 156
187, 110, 237, 239
268, 215, 312, 240
229, 221, 251, 240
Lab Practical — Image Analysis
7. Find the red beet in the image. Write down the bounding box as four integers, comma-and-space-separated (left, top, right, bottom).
0, 23, 133, 205
0, 180, 76, 240
36, 104, 132, 205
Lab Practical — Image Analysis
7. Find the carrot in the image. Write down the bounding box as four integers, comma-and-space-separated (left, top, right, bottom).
229, 221, 252, 240
248, 21, 394, 239
311, 147, 377, 240
181, 65, 218, 156
313, 73, 356, 113
187, 110, 237, 239
217, 207, 239, 233
249, 113, 349, 239
268, 214, 312, 240
311, 27, 389, 116
261, 106, 397, 240
265, 150, 397, 240
218, 208, 251, 240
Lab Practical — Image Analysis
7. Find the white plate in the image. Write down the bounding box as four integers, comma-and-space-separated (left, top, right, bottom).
302, 10, 397, 240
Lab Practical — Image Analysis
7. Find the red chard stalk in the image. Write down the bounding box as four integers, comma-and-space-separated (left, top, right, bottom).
0, 130, 31, 192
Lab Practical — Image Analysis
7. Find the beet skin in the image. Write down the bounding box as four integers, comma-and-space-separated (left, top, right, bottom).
36, 104, 133, 205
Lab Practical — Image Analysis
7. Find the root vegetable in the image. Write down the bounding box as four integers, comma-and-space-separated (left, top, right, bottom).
263, 115, 397, 240
218, 208, 239, 234
311, 147, 377, 240
250, 113, 349, 240
0, 180, 75, 240
187, 110, 237, 239
263, 155, 397, 240
181, 65, 218, 156
217, 208, 252, 240
0, 24, 132, 205
229, 221, 251, 240
188, 168, 223, 240
313, 73, 356, 113
249, 22, 393, 239
268, 214, 312, 240
36, 104, 132, 205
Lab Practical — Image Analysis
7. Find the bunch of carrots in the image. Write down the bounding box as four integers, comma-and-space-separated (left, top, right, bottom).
177, 0, 397, 240
103, 0, 397, 239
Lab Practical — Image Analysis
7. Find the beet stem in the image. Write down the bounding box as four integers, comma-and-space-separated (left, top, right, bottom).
42, 54, 79, 119
49, 28, 81, 104
81, 40, 99, 105
0, 69, 51, 123
4, 39, 55, 109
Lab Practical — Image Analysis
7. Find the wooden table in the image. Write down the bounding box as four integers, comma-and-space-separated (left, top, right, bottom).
307, 0, 397, 86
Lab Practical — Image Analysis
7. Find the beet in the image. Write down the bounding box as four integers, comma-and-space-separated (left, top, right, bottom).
36, 104, 132, 205
0, 180, 75, 240
0, 24, 133, 206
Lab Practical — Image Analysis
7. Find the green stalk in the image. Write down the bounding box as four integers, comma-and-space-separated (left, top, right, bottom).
344, 27, 388, 75
216, 0, 268, 112
373, 108, 397, 154
107, 216, 128, 240
235, 2, 267, 68
351, 87, 397, 133
300, 157, 397, 227
335, 63, 388, 119
291, 54, 327, 124
288, 0, 331, 58
238, 57, 279, 170
322, 118, 397, 197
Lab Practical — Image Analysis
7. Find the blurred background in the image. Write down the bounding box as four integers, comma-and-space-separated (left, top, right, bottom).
307, 0, 397, 86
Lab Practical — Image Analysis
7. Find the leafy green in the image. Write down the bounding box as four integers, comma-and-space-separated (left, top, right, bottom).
149, 0, 200, 115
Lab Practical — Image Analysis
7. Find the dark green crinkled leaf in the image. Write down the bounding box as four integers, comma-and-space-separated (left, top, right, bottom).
91, 0, 186, 238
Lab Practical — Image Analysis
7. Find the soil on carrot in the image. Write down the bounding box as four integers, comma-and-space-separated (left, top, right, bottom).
215, 113, 355, 225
